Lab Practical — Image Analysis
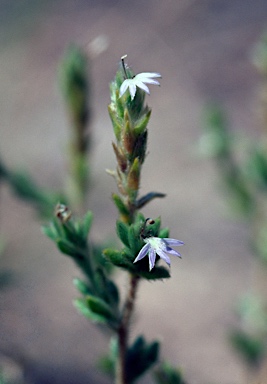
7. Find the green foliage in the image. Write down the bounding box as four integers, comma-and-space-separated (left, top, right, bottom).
74, 294, 119, 329
199, 105, 231, 158
73, 277, 93, 295
74, 278, 120, 329
97, 337, 118, 378
74, 297, 112, 325
125, 336, 160, 383
230, 330, 265, 367
1, 165, 62, 218
237, 293, 267, 333
59, 45, 90, 138
154, 362, 187, 384
40, 54, 183, 384
99, 336, 160, 383
136, 192, 166, 209
246, 145, 267, 189
112, 194, 130, 219
43, 206, 120, 329
201, 47, 267, 367
159, 227, 170, 238
200, 104, 254, 217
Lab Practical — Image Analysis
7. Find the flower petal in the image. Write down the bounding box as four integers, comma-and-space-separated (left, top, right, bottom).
157, 250, 171, 266
148, 248, 156, 271
166, 248, 182, 258
128, 83, 137, 100
135, 72, 161, 79
164, 238, 184, 246
142, 78, 160, 86
134, 80, 150, 94
134, 242, 150, 263
120, 80, 130, 97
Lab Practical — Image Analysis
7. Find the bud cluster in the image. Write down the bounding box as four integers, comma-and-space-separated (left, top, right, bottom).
108, 62, 152, 223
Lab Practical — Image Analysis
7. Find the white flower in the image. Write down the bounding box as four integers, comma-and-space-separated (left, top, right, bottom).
134, 237, 183, 271
119, 72, 161, 101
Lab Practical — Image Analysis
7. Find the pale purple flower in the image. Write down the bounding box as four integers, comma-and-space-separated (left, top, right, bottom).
119, 72, 161, 101
134, 237, 184, 271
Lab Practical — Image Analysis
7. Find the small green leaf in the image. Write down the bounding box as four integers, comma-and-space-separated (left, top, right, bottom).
106, 279, 120, 307
61, 221, 81, 245
103, 248, 135, 272
56, 239, 79, 257
116, 220, 130, 247
154, 362, 187, 384
73, 277, 93, 295
134, 109, 151, 135
94, 268, 120, 307
112, 194, 130, 217
230, 330, 265, 367
139, 266, 171, 280
74, 212, 93, 243
136, 192, 166, 209
125, 336, 160, 382
86, 295, 118, 328
159, 227, 169, 238
74, 298, 108, 324
108, 104, 122, 141
128, 226, 142, 255
42, 223, 59, 241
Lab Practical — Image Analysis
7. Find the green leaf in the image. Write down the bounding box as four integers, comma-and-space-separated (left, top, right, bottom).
73, 298, 108, 324
139, 266, 171, 280
61, 221, 81, 245
154, 362, 187, 384
136, 192, 166, 209
112, 194, 130, 217
159, 227, 169, 238
42, 223, 59, 241
94, 268, 120, 307
103, 248, 135, 272
128, 226, 142, 255
81, 211, 93, 240
125, 336, 160, 382
86, 295, 118, 327
230, 330, 265, 367
116, 221, 130, 247
108, 104, 122, 141
97, 337, 118, 378
134, 109, 151, 135
56, 239, 79, 257
106, 279, 120, 307
73, 277, 93, 295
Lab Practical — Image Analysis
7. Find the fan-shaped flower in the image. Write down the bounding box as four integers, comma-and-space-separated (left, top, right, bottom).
120, 72, 161, 101
134, 237, 183, 271
119, 55, 161, 100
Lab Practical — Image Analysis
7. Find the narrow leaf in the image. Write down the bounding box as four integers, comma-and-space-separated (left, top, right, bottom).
136, 192, 166, 209
74, 298, 108, 324
116, 220, 130, 247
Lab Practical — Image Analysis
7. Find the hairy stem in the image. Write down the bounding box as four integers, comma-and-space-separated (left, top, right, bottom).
116, 274, 140, 384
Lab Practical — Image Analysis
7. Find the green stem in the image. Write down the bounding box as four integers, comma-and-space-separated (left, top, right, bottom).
116, 274, 140, 384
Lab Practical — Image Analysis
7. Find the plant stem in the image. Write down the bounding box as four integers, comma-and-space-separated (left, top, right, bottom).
116, 274, 140, 384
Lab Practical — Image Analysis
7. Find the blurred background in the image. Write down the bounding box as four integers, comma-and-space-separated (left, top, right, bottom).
1, 0, 267, 383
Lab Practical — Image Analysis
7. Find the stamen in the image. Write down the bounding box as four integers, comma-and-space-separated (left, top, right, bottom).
121, 54, 129, 79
